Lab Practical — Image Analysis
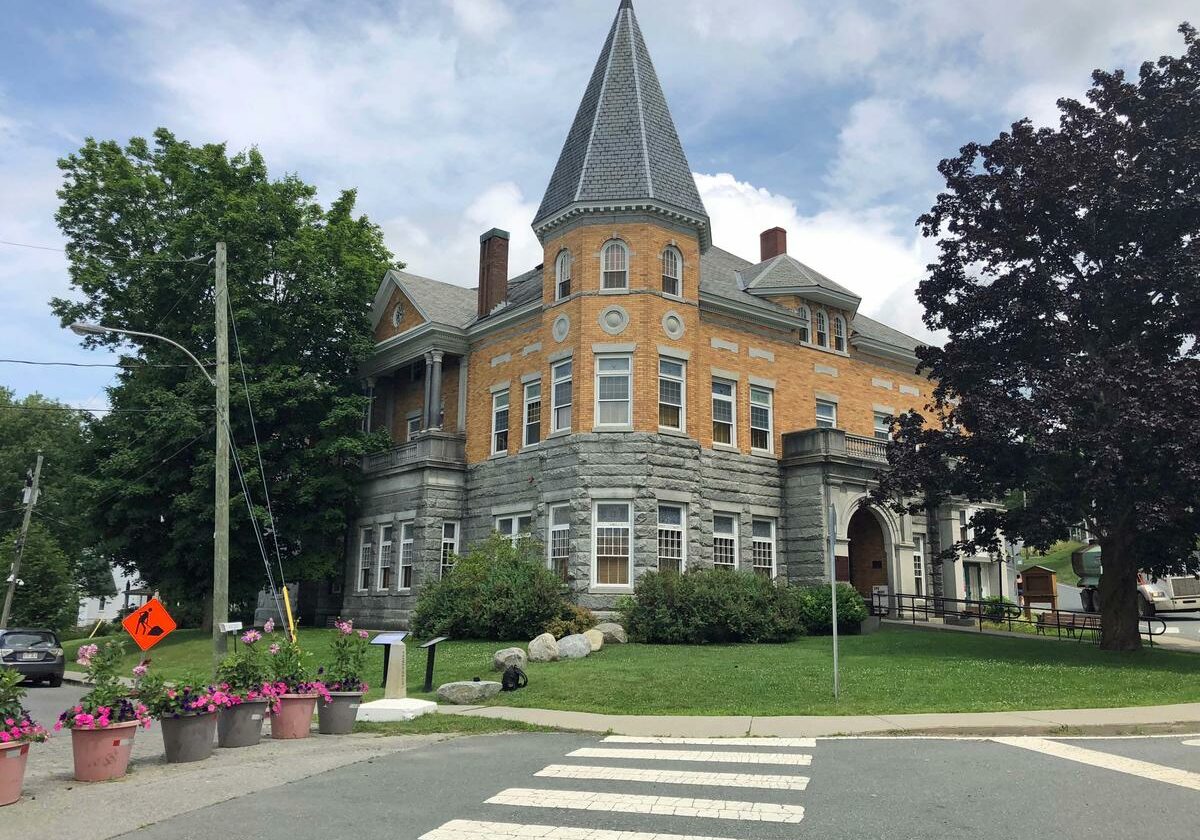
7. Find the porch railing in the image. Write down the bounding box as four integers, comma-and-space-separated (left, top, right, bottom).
362, 432, 465, 474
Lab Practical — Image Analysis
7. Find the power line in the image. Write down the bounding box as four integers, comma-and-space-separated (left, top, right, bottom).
0, 238, 212, 265
0, 358, 205, 369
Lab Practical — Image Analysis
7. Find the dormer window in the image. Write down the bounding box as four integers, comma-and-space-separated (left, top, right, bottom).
834, 315, 846, 352
815, 310, 828, 347
602, 240, 628, 290
661, 247, 681, 297
555, 250, 572, 300
797, 305, 810, 343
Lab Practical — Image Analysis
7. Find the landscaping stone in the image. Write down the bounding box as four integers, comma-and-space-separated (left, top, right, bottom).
528, 632, 560, 662
436, 680, 502, 705
594, 622, 627, 644
491, 647, 528, 671
557, 633, 592, 659
584, 628, 604, 652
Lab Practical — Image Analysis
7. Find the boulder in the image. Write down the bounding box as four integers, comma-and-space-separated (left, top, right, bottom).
583, 628, 604, 652
436, 680, 502, 705
492, 647, 528, 672
557, 633, 592, 659
594, 622, 628, 644
528, 632, 560, 662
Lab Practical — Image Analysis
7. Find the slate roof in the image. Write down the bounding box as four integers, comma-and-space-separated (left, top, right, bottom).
533, 0, 707, 229
737, 253, 860, 301
389, 270, 477, 329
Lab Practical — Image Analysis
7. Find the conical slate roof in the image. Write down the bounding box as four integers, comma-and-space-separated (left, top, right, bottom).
533, 0, 708, 240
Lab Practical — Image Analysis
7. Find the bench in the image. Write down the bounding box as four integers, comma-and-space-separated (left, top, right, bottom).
1036, 611, 1102, 641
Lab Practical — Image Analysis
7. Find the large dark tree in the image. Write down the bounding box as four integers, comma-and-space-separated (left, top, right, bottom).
52, 129, 394, 625
875, 25, 1200, 650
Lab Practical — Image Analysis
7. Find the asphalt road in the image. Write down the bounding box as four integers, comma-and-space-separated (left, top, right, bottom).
1057, 583, 1200, 641
104, 732, 1199, 840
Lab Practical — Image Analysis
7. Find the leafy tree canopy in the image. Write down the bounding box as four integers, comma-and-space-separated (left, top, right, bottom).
874, 25, 1200, 650
52, 129, 395, 621
4, 523, 79, 631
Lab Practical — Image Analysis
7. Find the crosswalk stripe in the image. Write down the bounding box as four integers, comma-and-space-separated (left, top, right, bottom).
487, 787, 806, 823
603, 735, 816, 748
993, 737, 1200, 792
420, 819, 744, 839
536, 763, 810, 791
567, 747, 812, 766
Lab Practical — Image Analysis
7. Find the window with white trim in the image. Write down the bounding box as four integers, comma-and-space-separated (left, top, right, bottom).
749, 386, 773, 452
657, 503, 686, 573
548, 503, 570, 581
555, 250, 572, 300
399, 522, 414, 589
834, 315, 846, 352
874, 411, 890, 441
495, 513, 533, 546
658, 357, 685, 430
815, 399, 837, 429
712, 378, 736, 445
377, 525, 394, 590
552, 360, 573, 432
593, 501, 632, 586
661, 247, 681, 296
595, 355, 632, 427
913, 534, 926, 597
797, 305, 810, 343
358, 527, 374, 591
440, 522, 459, 578
713, 514, 738, 569
601, 241, 628, 290
523, 381, 542, 447
406, 414, 422, 441
491, 389, 509, 455
752, 518, 775, 578
815, 310, 828, 347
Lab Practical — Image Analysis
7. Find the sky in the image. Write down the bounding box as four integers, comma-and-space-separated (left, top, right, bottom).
0, 0, 1194, 410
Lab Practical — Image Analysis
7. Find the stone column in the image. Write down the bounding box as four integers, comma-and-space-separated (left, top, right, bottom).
422, 353, 433, 430
429, 350, 444, 430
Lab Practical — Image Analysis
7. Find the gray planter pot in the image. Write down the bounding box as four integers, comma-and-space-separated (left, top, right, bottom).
318, 692, 363, 735
217, 700, 268, 749
160, 712, 217, 763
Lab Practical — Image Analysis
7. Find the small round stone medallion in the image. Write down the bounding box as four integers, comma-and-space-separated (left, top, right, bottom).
661, 310, 685, 340
598, 305, 630, 336
552, 313, 571, 342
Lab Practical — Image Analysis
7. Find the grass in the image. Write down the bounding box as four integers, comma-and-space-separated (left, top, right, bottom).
1023, 540, 1084, 585
65, 624, 1199, 717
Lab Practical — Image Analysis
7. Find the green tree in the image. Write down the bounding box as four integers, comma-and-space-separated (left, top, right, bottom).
51, 129, 394, 624
873, 25, 1200, 651
4, 523, 79, 631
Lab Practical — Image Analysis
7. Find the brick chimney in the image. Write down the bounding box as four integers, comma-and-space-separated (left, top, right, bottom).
477, 228, 510, 317
760, 227, 787, 262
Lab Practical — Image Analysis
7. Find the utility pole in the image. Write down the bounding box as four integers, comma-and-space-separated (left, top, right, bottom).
1, 453, 43, 629
213, 241, 229, 669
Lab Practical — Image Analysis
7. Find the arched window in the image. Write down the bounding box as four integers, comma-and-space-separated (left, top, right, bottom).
661, 247, 681, 297
555, 250, 572, 300
833, 315, 846, 352
601, 240, 628, 290
797, 305, 810, 343
815, 310, 828, 347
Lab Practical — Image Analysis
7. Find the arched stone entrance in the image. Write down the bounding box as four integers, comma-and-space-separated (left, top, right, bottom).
847, 506, 888, 599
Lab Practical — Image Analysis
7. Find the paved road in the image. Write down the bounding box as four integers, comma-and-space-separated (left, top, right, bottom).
106, 732, 1199, 840
1056, 583, 1200, 641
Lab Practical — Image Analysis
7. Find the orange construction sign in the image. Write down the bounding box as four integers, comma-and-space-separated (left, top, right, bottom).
122, 598, 177, 652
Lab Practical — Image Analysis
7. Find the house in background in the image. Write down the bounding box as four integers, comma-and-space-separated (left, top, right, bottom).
335, 0, 1013, 628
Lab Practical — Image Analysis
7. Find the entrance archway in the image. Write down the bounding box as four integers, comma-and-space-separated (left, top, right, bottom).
847, 506, 888, 599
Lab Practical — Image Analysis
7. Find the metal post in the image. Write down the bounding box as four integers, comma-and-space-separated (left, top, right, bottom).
1, 453, 43, 628
213, 241, 230, 670
828, 502, 839, 700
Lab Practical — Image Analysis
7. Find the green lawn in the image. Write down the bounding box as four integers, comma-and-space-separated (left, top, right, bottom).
65, 624, 1199, 717
1023, 540, 1084, 585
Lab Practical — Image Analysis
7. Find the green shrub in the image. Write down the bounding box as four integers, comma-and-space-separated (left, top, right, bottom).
796, 583, 868, 634
618, 568, 807, 644
412, 534, 570, 640
545, 603, 598, 639
981, 595, 1020, 622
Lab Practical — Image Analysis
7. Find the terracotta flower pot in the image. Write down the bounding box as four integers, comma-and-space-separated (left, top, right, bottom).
0, 742, 31, 806
160, 712, 217, 763
217, 700, 268, 749
272, 694, 318, 740
317, 692, 363, 735
71, 720, 141, 782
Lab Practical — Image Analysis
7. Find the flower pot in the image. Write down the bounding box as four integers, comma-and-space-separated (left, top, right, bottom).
160, 712, 217, 763
0, 742, 30, 806
317, 692, 363, 735
217, 700, 268, 749
272, 694, 318, 740
70, 720, 140, 782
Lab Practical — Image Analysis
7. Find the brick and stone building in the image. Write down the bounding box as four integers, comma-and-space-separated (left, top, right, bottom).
335, 0, 1014, 628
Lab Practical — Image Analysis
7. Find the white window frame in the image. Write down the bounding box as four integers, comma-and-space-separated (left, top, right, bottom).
874, 411, 890, 441
601, 240, 629, 290
712, 378, 737, 446
548, 503, 570, 581
752, 518, 776, 578
491, 389, 510, 456
661, 246, 682, 297
592, 500, 633, 588
357, 527, 374, 592
657, 503, 686, 573
495, 513, 533, 546
797, 305, 810, 344
749, 386, 774, 453
551, 359, 573, 433
594, 354, 632, 428
713, 513, 739, 569
377, 524, 395, 591
815, 309, 828, 347
555, 249, 572, 300
658, 357, 685, 431
440, 521, 459, 578
913, 534, 926, 597
523, 380, 542, 448
815, 398, 837, 429
834, 315, 846, 352
398, 522, 414, 589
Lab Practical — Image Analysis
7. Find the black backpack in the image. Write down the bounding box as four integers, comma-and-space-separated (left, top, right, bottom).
501, 664, 528, 691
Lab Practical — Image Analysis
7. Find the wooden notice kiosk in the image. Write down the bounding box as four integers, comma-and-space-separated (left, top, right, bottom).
1020, 564, 1059, 618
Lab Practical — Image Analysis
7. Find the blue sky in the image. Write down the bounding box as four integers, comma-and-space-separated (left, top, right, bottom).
1, 0, 1193, 409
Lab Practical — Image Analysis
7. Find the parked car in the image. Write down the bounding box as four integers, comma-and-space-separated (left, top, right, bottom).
0, 628, 65, 687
